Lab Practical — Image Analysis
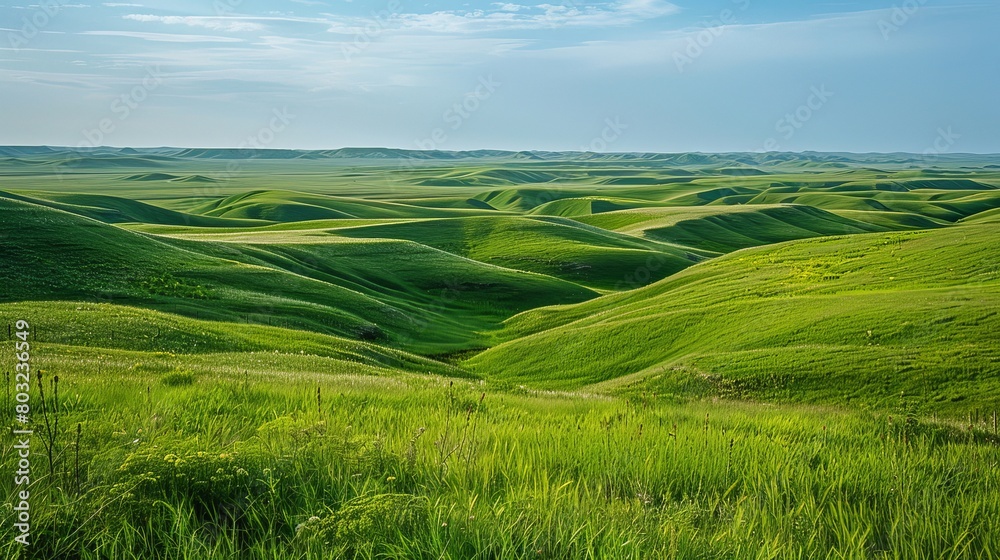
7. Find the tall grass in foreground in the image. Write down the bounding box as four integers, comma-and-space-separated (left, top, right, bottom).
1, 347, 998, 559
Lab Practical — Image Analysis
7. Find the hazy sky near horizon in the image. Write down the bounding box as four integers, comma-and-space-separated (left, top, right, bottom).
1, 0, 998, 153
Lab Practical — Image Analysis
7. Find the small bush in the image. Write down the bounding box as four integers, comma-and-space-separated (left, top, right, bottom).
106, 449, 280, 527
294, 493, 430, 556
138, 273, 210, 299
354, 324, 383, 341
161, 370, 196, 386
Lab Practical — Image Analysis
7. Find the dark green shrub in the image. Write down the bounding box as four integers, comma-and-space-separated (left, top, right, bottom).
161, 370, 196, 386
294, 493, 430, 556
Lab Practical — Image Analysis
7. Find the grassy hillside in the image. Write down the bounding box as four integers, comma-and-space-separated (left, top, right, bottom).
2, 149, 1000, 559
191, 190, 493, 221
0, 196, 595, 354
3, 336, 996, 559
0, 190, 269, 227
122, 216, 708, 291
324, 216, 708, 290
468, 224, 1000, 413
0, 301, 459, 376
575, 204, 895, 253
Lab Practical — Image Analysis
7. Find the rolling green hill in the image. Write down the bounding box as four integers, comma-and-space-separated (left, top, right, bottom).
4, 151, 999, 373
0, 190, 268, 227
3, 148, 1000, 559
0, 300, 458, 376
4, 149, 1000, 394
0, 195, 595, 354
467, 224, 1000, 413
191, 190, 493, 221
574, 204, 897, 253
323, 215, 709, 290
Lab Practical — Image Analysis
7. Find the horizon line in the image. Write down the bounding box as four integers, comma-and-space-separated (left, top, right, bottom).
3, 145, 1000, 157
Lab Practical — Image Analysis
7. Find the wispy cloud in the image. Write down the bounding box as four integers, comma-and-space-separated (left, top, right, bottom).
107, 1, 677, 39
0, 67, 106, 90
122, 14, 265, 33
532, 8, 936, 68
0, 47, 81, 52
81, 30, 244, 42
8, 2, 88, 6
293, 0, 681, 35
493, 3, 524, 12
3, 0, 996, 151
375, 0, 679, 33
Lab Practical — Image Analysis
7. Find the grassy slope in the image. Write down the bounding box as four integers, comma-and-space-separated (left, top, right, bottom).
4, 340, 997, 559
0, 190, 270, 227
122, 216, 709, 291
0, 301, 459, 376
0, 196, 595, 354
574, 204, 897, 253
162, 234, 598, 337
467, 224, 1000, 413
744, 189, 1000, 222
2, 152, 1000, 558
323, 216, 708, 290
191, 189, 494, 221
961, 206, 1000, 224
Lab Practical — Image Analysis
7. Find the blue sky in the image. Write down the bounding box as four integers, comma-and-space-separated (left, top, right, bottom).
1, 0, 997, 152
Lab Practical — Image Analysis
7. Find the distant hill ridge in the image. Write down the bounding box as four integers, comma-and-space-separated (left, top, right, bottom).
2, 146, 1000, 166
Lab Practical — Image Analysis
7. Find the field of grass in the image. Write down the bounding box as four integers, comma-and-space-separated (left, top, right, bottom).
1, 147, 999, 558
469, 225, 1000, 413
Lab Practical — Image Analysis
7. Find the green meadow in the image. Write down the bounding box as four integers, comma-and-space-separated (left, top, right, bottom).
1, 147, 999, 559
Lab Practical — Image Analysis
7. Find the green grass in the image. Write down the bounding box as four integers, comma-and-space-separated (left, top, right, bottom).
0, 190, 268, 227
0, 196, 595, 354
575, 204, 895, 253
467, 224, 1000, 413
324, 215, 708, 290
2, 149, 999, 558
1, 343, 998, 559
191, 190, 495, 221
0, 302, 460, 376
